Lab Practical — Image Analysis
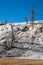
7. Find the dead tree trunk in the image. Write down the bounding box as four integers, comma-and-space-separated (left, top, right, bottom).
10, 24, 15, 47
24, 16, 28, 24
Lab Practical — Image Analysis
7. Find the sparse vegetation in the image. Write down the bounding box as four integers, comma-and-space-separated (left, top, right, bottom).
0, 59, 43, 65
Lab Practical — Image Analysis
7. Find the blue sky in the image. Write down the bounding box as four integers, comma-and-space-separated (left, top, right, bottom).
0, 0, 43, 23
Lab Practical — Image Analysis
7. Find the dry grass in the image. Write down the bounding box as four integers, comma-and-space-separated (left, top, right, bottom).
0, 58, 43, 65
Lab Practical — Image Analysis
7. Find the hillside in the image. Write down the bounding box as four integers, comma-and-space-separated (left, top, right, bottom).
0, 21, 43, 59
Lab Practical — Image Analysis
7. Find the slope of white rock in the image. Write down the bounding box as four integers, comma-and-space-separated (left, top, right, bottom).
0, 21, 43, 59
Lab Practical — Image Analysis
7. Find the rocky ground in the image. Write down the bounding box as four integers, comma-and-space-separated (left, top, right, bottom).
0, 21, 43, 59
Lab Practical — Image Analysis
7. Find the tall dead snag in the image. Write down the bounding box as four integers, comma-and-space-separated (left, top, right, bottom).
30, 6, 35, 43
30, 6, 35, 27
